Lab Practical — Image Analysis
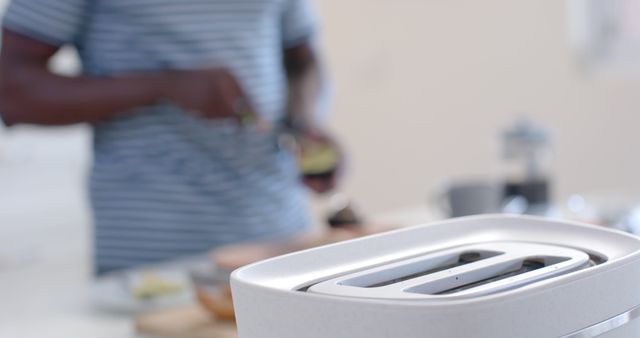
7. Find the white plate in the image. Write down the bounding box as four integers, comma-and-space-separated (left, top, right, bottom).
89, 255, 212, 314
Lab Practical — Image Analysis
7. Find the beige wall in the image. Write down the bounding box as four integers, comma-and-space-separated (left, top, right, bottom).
316, 0, 640, 214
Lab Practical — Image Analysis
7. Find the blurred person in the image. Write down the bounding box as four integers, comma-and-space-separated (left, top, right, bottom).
0, 0, 334, 275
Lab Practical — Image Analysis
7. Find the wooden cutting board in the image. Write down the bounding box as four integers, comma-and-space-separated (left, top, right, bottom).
135, 305, 238, 338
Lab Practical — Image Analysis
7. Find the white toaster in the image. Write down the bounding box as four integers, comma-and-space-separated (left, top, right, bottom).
231, 215, 640, 338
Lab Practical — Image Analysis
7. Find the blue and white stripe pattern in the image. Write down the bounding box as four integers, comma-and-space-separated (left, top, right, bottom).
3, 0, 317, 274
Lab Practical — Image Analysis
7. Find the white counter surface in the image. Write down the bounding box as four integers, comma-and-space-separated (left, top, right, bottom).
0, 127, 136, 338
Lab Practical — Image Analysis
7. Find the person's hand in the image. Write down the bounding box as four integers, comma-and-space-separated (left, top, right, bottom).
163, 68, 268, 129
298, 130, 344, 194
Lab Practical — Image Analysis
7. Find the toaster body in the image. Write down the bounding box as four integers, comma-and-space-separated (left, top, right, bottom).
231, 216, 640, 338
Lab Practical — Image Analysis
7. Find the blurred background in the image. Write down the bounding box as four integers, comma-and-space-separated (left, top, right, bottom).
1, 0, 640, 337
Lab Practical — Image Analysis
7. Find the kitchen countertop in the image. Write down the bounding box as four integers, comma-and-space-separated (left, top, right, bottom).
0, 198, 434, 338
0, 197, 434, 338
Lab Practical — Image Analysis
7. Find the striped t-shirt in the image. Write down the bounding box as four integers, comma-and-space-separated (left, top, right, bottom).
3, 0, 318, 274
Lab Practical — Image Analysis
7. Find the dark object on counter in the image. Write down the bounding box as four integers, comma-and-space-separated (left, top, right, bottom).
504, 179, 550, 206
501, 117, 553, 214
328, 204, 362, 228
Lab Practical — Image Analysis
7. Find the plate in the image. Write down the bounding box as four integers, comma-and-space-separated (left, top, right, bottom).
89, 255, 213, 314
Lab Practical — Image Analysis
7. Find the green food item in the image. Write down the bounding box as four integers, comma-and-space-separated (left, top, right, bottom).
133, 273, 186, 300
240, 110, 256, 125
299, 141, 340, 175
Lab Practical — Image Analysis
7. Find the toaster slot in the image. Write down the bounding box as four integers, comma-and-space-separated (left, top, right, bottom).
305, 242, 591, 300
434, 258, 554, 295
588, 252, 607, 266
340, 250, 502, 288
406, 256, 577, 296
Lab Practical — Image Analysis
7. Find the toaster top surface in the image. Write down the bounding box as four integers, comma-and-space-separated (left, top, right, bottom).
232, 215, 640, 303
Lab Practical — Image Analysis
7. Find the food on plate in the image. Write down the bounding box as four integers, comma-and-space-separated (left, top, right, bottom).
196, 227, 402, 321
132, 272, 186, 300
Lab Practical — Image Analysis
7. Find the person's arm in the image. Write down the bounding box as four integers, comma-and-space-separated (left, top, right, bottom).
283, 41, 323, 132
0, 30, 167, 126
0, 30, 256, 127
284, 42, 342, 193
